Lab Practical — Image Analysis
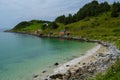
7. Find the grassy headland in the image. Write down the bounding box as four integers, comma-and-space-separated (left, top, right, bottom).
9, 1, 120, 80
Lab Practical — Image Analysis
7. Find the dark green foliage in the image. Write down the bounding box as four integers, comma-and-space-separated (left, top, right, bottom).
77, 1, 110, 20
41, 23, 48, 30
111, 12, 119, 17
55, 15, 65, 23
77, 0, 99, 20
111, 2, 120, 17
49, 22, 59, 29
54, 1, 112, 24
72, 14, 77, 22
113, 2, 120, 12
64, 14, 73, 24
41, 22, 59, 30
30, 20, 50, 23
113, 29, 120, 32
55, 14, 74, 24
13, 21, 31, 30
99, 2, 111, 12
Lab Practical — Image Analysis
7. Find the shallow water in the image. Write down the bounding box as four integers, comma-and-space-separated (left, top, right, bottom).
0, 31, 95, 80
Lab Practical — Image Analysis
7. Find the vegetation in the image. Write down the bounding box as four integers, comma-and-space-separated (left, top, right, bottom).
111, 2, 120, 17
11, 1, 120, 80
55, 1, 111, 24
48, 22, 59, 29
92, 59, 120, 80
11, 20, 51, 33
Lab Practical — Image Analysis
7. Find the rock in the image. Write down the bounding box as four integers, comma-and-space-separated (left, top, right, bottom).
98, 53, 105, 57
83, 63, 86, 65
54, 62, 59, 66
33, 75, 39, 78
75, 67, 82, 73
50, 74, 63, 79
74, 65, 78, 67
42, 70, 47, 73
66, 65, 70, 67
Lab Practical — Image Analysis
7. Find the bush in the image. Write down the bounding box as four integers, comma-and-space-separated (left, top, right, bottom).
41, 23, 48, 30
111, 12, 119, 17
49, 22, 59, 29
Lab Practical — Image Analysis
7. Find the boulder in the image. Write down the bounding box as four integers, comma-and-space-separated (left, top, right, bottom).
54, 63, 59, 66
33, 75, 39, 78
50, 74, 63, 79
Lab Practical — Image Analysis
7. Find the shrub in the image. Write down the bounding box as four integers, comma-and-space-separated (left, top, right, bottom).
49, 22, 59, 29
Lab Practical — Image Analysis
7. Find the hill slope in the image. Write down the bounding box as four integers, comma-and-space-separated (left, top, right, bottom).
60, 12, 120, 48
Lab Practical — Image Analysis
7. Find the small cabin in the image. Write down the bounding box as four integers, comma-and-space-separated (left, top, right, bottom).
59, 29, 65, 36
59, 29, 71, 37
66, 31, 71, 36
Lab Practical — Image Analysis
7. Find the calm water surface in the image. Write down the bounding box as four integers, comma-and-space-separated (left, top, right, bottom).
0, 31, 96, 80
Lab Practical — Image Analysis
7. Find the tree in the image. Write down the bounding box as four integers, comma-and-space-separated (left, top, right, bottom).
89, 0, 99, 16
99, 2, 111, 12
76, 0, 99, 20
111, 2, 120, 17
111, 12, 119, 17
49, 22, 59, 29
72, 14, 77, 22
54, 0, 111, 24
41, 23, 48, 30
55, 15, 65, 23
64, 14, 73, 24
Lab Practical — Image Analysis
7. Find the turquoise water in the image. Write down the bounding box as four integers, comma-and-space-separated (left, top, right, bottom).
0, 31, 95, 80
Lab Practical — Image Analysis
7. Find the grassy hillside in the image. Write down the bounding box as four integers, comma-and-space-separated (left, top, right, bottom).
10, 12, 120, 48
10, 20, 50, 34
59, 12, 120, 48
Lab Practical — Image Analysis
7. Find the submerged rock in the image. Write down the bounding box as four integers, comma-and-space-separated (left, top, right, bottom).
42, 70, 47, 73
54, 63, 59, 66
33, 75, 39, 78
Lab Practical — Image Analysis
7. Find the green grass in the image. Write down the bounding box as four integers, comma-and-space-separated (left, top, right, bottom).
92, 59, 120, 80
57, 12, 120, 48
20, 23, 42, 32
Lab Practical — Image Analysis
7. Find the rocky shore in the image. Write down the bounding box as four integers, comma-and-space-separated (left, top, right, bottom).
5, 30, 106, 44
45, 43, 120, 80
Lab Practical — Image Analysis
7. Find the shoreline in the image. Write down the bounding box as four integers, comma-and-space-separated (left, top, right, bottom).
5, 31, 120, 80
5, 31, 107, 46
53, 45, 101, 74
46, 43, 120, 80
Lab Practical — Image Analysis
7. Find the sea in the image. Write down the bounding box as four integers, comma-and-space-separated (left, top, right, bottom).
0, 29, 96, 80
